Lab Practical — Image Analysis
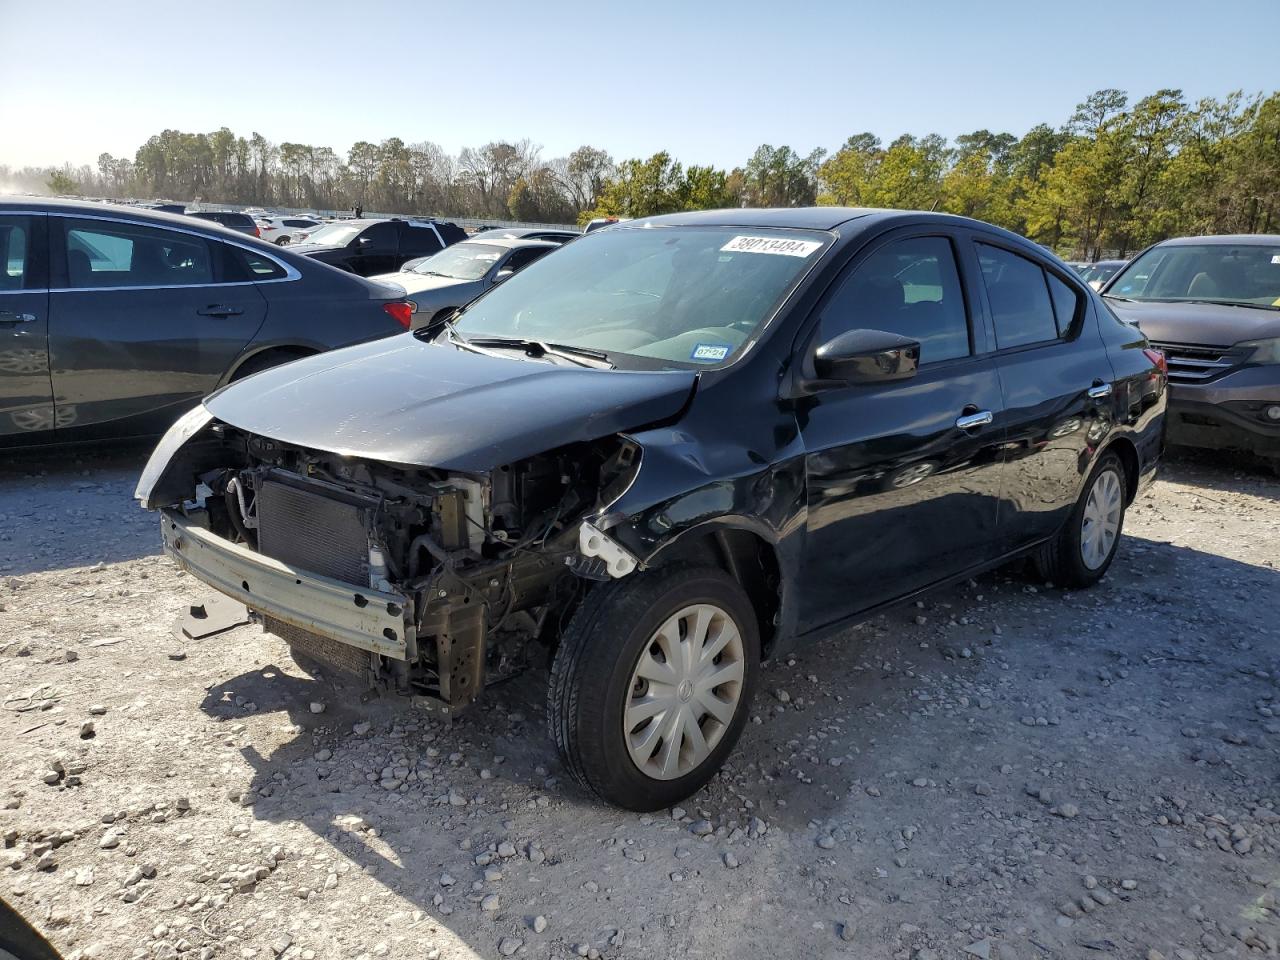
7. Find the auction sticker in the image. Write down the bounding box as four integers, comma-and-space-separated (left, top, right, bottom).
721, 235, 823, 257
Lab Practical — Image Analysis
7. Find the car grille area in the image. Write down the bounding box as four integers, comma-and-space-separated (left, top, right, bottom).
256, 479, 370, 585
1148, 341, 1246, 384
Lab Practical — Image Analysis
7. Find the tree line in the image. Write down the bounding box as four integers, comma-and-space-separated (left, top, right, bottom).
7, 87, 1278, 258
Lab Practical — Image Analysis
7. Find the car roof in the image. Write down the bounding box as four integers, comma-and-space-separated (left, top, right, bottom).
476, 227, 578, 238
456, 237, 560, 251
1157, 234, 1280, 246
0, 196, 264, 238
634, 207, 877, 230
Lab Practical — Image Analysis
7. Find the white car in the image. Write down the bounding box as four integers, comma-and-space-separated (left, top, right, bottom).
257, 216, 324, 246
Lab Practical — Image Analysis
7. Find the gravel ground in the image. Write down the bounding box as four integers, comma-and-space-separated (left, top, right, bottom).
1, 445, 1278, 960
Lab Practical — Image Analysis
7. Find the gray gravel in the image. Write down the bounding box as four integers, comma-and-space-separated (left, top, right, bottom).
0, 446, 1278, 960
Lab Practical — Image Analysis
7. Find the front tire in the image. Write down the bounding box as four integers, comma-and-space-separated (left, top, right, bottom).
1033, 450, 1127, 588
548, 564, 759, 810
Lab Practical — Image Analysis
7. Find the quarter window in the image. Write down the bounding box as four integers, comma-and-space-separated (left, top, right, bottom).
823, 236, 971, 364
976, 244, 1060, 348
1046, 272, 1081, 335
63, 218, 213, 288
223, 244, 287, 281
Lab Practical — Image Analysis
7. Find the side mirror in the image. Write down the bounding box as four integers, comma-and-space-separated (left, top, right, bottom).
812, 329, 920, 385
494, 268, 514, 282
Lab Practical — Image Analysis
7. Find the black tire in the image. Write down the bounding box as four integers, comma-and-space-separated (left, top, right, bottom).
1033, 450, 1127, 588
547, 564, 760, 810
230, 349, 310, 382
274, 236, 290, 246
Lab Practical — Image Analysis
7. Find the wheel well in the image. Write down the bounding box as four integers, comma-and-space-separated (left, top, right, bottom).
648, 528, 781, 656
230, 346, 315, 382
1104, 436, 1140, 504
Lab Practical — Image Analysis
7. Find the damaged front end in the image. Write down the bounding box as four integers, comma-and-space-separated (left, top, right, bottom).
139, 409, 642, 717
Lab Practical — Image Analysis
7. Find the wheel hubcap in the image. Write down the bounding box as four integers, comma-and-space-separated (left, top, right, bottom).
1080, 468, 1123, 570
623, 603, 745, 781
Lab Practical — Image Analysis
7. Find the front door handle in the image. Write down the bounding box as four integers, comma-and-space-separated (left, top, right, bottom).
198, 305, 244, 317
956, 410, 994, 430
0, 311, 37, 324
1087, 381, 1113, 399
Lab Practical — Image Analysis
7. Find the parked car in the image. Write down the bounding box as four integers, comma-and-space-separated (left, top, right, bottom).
257, 216, 323, 246
400, 227, 575, 273
291, 218, 467, 276
374, 238, 559, 323
1081, 259, 1126, 290
138, 207, 1165, 810
471, 227, 579, 243
0, 198, 415, 446
1102, 234, 1279, 469
187, 210, 261, 238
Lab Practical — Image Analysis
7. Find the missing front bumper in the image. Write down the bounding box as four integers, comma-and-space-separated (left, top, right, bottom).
160, 510, 412, 660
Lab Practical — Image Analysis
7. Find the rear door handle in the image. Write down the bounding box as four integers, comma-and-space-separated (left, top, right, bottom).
955, 410, 994, 430
1087, 381, 1113, 399
0, 311, 37, 324
198, 305, 244, 317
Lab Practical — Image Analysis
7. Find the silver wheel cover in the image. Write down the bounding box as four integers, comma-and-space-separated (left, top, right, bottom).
1080, 467, 1123, 570
623, 603, 745, 781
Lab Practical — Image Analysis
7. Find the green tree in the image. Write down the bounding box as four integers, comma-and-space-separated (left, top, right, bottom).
47, 168, 78, 194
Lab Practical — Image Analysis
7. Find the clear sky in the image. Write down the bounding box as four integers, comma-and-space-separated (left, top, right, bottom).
2, 0, 1277, 171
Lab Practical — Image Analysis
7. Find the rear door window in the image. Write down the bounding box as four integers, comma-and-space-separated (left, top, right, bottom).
0, 217, 31, 291
360, 221, 399, 251
976, 243, 1059, 348
62, 218, 214, 288
400, 224, 443, 256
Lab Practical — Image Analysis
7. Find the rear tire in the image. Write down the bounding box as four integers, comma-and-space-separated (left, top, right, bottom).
548, 564, 759, 810
1033, 450, 1127, 588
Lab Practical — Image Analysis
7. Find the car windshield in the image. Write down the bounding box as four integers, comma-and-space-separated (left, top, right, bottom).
295, 223, 360, 246
1081, 262, 1122, 285
412, 242, 505, 280
1106, 243, 1280, 309
449, 225, 830, 368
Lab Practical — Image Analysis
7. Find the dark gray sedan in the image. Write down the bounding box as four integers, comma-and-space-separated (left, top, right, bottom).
0, 198, 413, 446
371, 238, 560, 326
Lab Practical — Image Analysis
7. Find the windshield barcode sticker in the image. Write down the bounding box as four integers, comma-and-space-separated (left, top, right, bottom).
721, 236, 823, 257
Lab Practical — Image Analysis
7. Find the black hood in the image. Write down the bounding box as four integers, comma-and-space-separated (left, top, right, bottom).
205, 335, 697, 471
1106, 298, 1280, 347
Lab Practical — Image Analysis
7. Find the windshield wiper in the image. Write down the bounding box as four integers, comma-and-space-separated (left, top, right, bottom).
467, 336, 614, 369
1181, 299, 1278, 311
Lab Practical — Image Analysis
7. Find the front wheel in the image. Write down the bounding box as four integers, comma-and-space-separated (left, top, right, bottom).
1033, 450, 1127, 587
548, 565, 759, 810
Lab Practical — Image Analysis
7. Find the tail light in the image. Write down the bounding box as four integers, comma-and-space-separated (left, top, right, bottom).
1142, 348, 1167, 375
382, 301, 415, 329
253, 226, 261, 238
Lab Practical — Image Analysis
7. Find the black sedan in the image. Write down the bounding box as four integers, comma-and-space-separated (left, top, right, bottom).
291, 217, 467, 276
0, 198, 414, 445
140, 207, 1166, 810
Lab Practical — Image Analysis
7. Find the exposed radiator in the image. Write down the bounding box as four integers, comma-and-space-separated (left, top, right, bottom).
256, 478, 370, 584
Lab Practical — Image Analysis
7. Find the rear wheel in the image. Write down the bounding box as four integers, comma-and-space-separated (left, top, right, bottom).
548, 565, 759, 810
1033, 451, 1127, 587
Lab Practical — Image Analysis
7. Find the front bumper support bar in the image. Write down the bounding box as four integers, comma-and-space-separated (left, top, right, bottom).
160, 510, 411, 660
